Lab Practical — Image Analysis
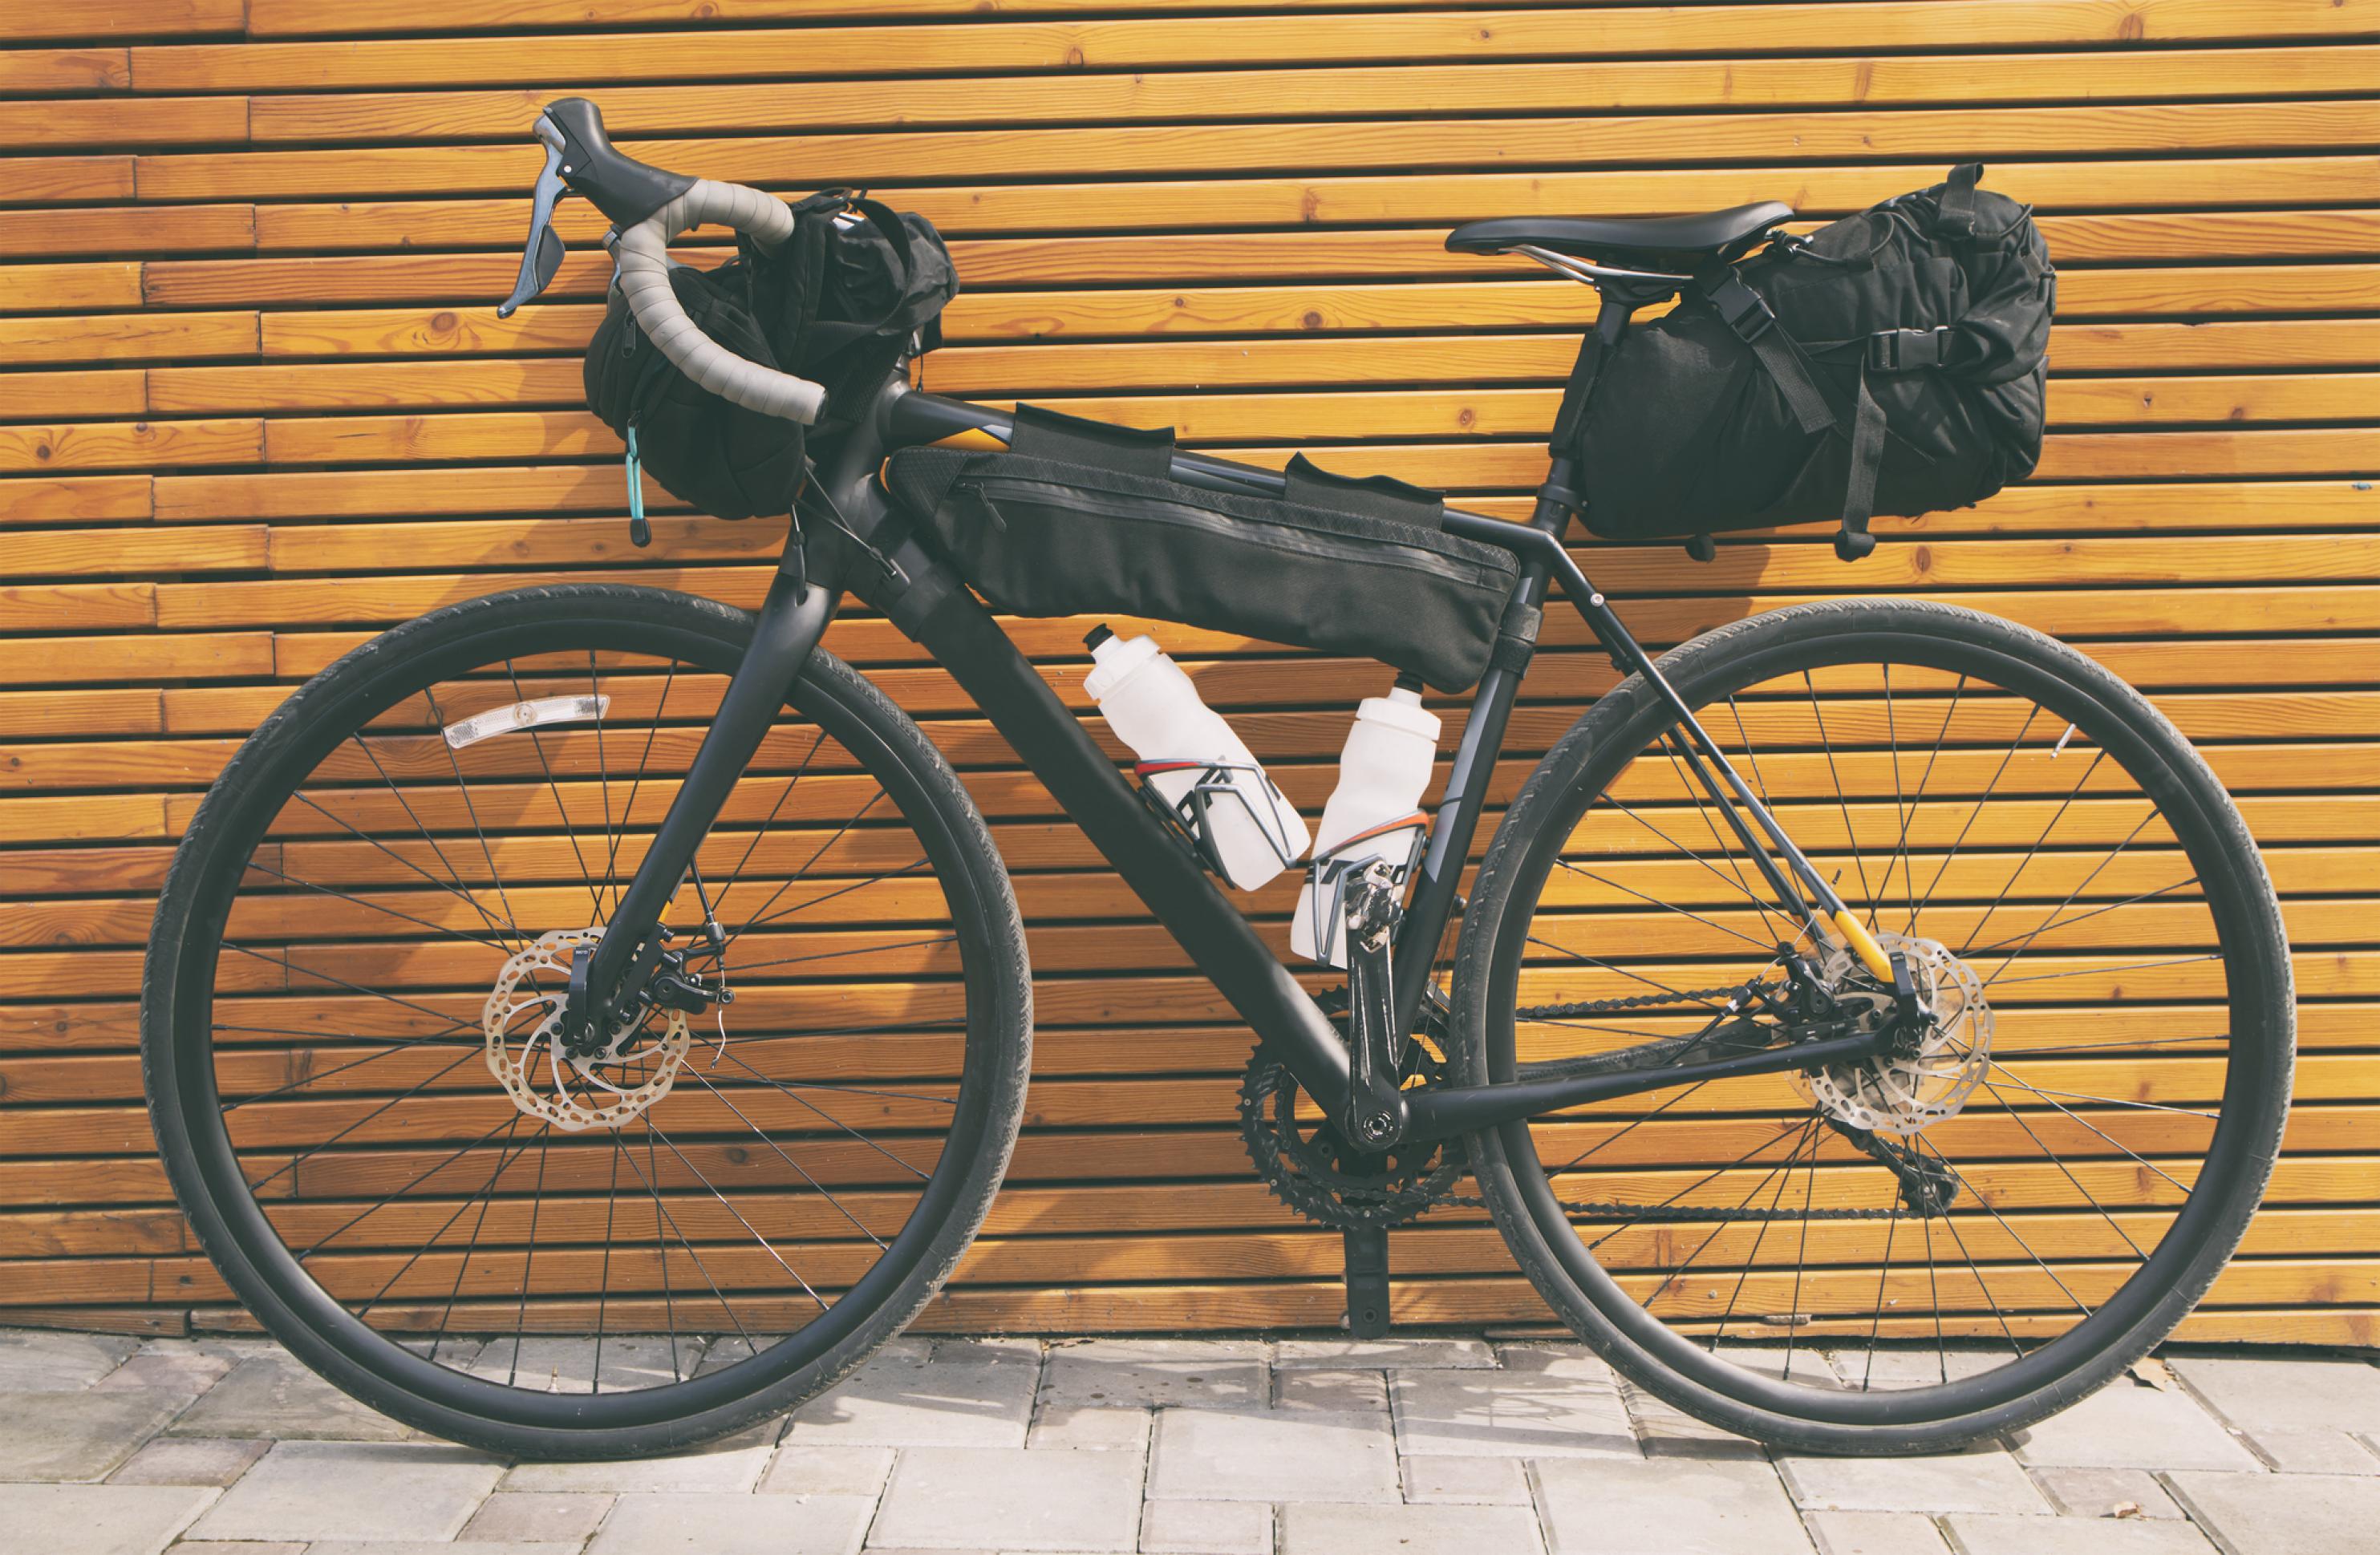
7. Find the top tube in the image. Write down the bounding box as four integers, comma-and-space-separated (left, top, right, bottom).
877, 386, 1545, 558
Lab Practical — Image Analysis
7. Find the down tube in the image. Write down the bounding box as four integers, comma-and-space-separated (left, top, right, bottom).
909, 589, 1356, 1116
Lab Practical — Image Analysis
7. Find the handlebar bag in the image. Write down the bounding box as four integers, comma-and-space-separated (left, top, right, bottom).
885, 407, 1521, 693
1564, 164, 2054, 560
582, 192, 959, 522
745, 190, 960, 435
582, 256, 808, 521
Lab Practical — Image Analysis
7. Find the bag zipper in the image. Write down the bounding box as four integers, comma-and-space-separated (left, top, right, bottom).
962, 474, 1514, 590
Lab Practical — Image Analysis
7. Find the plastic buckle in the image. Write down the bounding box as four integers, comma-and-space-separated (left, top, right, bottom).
1709, 277, 1777, 342
1868, 326, 1953, 372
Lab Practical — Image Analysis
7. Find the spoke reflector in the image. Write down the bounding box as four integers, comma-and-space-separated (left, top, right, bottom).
444, 693, 610, 749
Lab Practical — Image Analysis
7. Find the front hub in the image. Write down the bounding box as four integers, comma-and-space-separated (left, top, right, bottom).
484, 927, 691, 1132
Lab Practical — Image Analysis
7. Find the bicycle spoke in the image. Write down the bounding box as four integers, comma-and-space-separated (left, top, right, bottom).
1964, 872, 2196, 966
1959, 746, 2103, 954
1705, 1117, 1818, 1349
236, 855, 517, 955
238, 1042, 485, 1196
1522, 932, 1728, 1010
287, 786, 521, 950
424, 1113, 527, 1361
1804, 670, 1877, 925
298, 1108, 526, 1265
684, 1068, 889, 1249
1859, 1200, 1903, 1390
1552, 856, 1782, 955
649, 1123, 831, 1315
716, 786, 889, 958
1890, 673, 1965, 933
1985, 954, 2220, 989
1982, 1078, 2150, 1260
221, 1020, 480, 1113
420, 684, 534, 942
346, 731, 523, 947
712, 1046, 939, 1174
505, 657, 610, 926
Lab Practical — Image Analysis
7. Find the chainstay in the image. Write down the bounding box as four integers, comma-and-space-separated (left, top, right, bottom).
1371, 977, 1879, 1221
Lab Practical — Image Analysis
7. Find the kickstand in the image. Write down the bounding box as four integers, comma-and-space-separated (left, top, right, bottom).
1340, 1224, 1392, 1338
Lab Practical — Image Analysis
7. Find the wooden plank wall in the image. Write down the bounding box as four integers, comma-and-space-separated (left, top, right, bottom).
2, 0, 2377, 1341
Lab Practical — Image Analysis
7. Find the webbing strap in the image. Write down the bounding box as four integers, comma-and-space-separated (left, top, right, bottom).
1548, 330, 1606, 449
1699, 270, 1836, 438
1937, 162, 1985, 239
1836, 364, 1887, 561
1490, 597, 1543, 676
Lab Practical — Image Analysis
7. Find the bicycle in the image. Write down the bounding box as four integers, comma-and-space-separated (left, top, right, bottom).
141, 100, 2294, 1460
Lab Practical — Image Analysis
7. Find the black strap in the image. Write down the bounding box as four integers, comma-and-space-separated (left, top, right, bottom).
1283, 452, 1444, 531
1007, 403, 1177, 476
1549, 330, 1607, 450
1490, 597, 1543, 675
1697, 270, 1836, 438
1835, 362, 1886, 562
1937, 162, 1985, 240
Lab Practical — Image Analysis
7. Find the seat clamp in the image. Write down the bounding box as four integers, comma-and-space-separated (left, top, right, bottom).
1868, 326, 1956, 372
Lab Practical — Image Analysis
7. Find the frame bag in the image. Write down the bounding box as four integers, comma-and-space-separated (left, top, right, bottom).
886, 407, 1522, 693
582, 190, 959, 530
1567, 164, 2054, 560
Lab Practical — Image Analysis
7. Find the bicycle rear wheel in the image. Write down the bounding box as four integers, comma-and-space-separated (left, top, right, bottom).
143, 584, 1032, 1458
1453, 598, 2293, 1453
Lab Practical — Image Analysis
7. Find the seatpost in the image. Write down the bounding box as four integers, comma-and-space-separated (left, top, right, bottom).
1534, 293, 1633, 534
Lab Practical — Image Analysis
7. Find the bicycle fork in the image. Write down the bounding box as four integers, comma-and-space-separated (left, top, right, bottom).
564, 553, 838, 1041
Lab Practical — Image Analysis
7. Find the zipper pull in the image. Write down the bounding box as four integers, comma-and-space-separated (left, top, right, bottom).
624, 425, 651, 547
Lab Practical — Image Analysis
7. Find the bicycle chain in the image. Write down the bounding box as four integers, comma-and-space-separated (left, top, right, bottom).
1297, 978, 1887, 1225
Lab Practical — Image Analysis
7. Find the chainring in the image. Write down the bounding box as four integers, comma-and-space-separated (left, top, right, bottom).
1238, 986, 1466, 1229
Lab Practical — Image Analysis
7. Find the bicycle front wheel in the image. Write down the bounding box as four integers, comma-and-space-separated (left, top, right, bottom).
1453, 598, 2293, 1453
143, 584, 1032, 1458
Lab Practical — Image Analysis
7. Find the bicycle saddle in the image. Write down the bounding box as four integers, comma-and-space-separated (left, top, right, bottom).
1446, 201, 1794, 272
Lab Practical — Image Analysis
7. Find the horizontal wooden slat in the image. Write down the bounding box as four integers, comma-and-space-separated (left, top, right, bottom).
129, 103, 2380, 201
241, 48, 2380, 144
132, 2, 2380, 91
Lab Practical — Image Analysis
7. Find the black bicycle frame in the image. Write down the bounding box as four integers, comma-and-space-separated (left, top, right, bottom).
574, 375, 1897, 1144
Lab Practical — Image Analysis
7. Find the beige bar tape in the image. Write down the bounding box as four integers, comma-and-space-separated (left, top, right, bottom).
611, 179, 826, 426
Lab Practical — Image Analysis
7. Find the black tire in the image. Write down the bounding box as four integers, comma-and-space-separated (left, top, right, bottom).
1452, 599, 2293, 1454
143, 584, 1032, 1459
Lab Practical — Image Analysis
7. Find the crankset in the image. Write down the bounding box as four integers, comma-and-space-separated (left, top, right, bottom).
1239, 986, 1465, 1231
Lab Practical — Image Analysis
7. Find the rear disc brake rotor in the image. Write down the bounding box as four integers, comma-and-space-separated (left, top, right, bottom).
1790, 931, 1992, 1138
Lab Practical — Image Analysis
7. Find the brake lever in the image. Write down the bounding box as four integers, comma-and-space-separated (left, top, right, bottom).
497, 116, 570, 319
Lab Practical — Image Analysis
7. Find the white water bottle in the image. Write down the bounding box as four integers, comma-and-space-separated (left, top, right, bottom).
1292, 677, 1441, 966
1084, 626, 1309, 893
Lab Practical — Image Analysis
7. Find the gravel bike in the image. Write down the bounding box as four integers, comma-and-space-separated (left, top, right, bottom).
143, 101, 2294, 1460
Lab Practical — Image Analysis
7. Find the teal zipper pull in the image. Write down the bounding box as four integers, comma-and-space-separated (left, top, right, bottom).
624, 424, 651, 547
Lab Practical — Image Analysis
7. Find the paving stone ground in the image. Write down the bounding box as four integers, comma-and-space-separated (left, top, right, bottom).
3, 1327, 2378, 1553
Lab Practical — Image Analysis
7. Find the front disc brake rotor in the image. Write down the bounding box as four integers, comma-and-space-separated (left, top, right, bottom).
483, 927, 690, 1132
